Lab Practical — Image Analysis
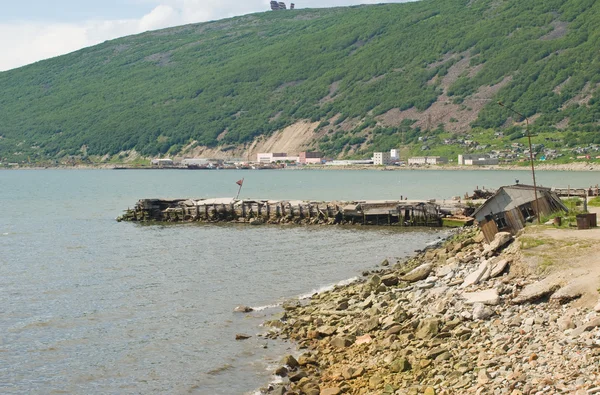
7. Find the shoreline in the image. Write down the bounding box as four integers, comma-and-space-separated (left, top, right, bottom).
3, 162, 600, 172
258, 226, 600, 394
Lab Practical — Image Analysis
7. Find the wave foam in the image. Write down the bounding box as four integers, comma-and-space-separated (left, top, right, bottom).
298, 276, 359, 300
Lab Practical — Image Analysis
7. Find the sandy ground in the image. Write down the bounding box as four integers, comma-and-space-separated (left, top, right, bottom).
518, 204, 600, 308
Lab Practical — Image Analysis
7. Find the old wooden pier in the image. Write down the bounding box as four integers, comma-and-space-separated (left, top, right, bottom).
117, 198, 445, 227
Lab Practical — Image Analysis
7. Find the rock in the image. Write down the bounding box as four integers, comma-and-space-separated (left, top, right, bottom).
369, 374, 383, 389
416, 318, 439, 339
477, 368, 491, 385
461, 260, 490, 289
330, 336, 353, 348
336, 301, 349, 310
282, 354, 299, 369
289, 370, 308, 382
390, 358, 411, 373
316, 325, 337, 337
275, 366, 288, 377
361, 317, 380, 332
381, 259, 390, 266
401, 263, 433, 282
490, 259, 509, 277
462, 289, 500, 305
233, 305, 253, 313
557, 316, 576, 331
385, 325, 402, 336
487, 232, 512, 253
594, 300, 600, 312
355, 334, 372, 345
320, 387, 342, 395
549, 281, 584, 304
270, 386, 286, 395
512, 278, 562, 304
249, 218, 264, 225
235, 333, 251, 340
381, 274, 399, 287
298, 353, 317, 366
571, 317, 600, 337
424, 387, 436, 395
473, 303, 493, 320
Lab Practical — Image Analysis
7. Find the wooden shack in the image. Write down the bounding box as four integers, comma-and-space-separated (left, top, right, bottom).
473, 184, 568, 242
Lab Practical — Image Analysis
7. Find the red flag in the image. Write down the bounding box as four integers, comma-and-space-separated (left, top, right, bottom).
236, 179, 244, 186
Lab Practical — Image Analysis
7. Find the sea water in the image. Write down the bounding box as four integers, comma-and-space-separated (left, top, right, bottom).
0, 169, 593, 394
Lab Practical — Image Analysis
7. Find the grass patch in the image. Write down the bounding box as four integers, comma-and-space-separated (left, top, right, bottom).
519, 236, 550, 250
588, 197, 600, 207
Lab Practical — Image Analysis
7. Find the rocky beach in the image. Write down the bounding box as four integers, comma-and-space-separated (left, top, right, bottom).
258, 226, 600, 395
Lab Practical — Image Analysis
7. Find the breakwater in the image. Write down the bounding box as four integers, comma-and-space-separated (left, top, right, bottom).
117, 198, 446, 227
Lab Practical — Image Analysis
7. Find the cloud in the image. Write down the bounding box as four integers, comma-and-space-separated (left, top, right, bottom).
0, 0, 415, 72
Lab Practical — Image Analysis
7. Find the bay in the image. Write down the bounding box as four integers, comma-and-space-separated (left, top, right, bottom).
0, 169, 594, 394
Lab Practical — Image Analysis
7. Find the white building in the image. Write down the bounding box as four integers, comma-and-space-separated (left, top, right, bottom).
373, 152, 392, 165
408, 156, 448, 165
257, 153, 288, 163
458, 154, 499, 166
390, 149, 401, 160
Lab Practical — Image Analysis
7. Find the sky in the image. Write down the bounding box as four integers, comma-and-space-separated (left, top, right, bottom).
0, 0, 415, 72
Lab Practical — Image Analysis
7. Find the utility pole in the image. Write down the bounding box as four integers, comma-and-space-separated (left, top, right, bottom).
498, 102, 540, 224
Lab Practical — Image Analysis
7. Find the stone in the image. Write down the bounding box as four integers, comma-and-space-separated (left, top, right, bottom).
571, 317, 600, 337
316, 325, 337, 336
385, 325, 402, 336
330, 336, 353, 348
473, 303, 493, 320
416, 318, 439, 339
289, 370, 308, 382
549, 281, 584, 304
401, 263, 433, 282
282, 354, 299, 369
336, 301, 349, 310
369, 374, 383, 389
491, 259, 509, 277
390, 358, 411, 373
381, 259, 390, 266
355, 334, 372, 345
320, 387, 342, 395
275, 366, 288, 377
488, 232, 512, 252
298, 353, 317, 366
512, 278, 562, 304
424, 387, 436, 395
235, 333, 251, 340
477, 368, 491, 385
271, 386, 286, 395
341, 366, 355, 379
594, 300, 600, 312
381, 274, 399, 286
361, 317, 380, 332
461, 260, 490, 289
233, 305, 253, 313
462, 289, 500, 305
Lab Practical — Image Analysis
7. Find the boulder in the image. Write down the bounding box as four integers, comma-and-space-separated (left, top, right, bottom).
460, 260, 490, 289
570, 317, 600, 337
330, 336, 353, 348
381, 274, 399, 287
473, 303, 493, 320
416, 318, 439, 339
316, 325, 337, 337
235, 333, 251, 340
549, 281, 584, 304
486, 232, 512, 253
512, 278, 562, 304
355, 334, 372, 345
390, 358, 411, 373
490, 259, 509, 277
282, 354, 299, 369
462, 289, 500, 305
233, 305, 253, 313
401, 263, 433, 282
289, 370, 308, 382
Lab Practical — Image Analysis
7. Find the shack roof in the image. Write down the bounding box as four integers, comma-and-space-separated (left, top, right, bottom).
472, 184, 566, 221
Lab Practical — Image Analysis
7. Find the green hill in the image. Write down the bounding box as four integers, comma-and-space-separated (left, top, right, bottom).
1, 0, 600, 164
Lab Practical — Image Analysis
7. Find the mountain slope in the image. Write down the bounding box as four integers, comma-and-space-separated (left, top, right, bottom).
1, 0, 600, 163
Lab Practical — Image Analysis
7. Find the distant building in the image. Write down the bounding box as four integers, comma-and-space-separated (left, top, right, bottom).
278, 2, 287, 9
373, 152, 392, 165
290, 3, 295, 9
408, 156, 448, 165
299, 151, 323, 164
326, 160, 373, 166
151, 158, 174, 167
390, 149, 401, 160
257, 153, 288, 163
458, 154, 499, 166
270, 1, 280, 10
